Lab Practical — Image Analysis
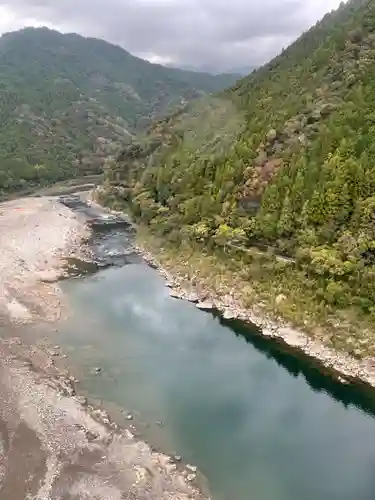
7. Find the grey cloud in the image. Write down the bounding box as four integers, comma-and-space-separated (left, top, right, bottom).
0, 0, 344, 72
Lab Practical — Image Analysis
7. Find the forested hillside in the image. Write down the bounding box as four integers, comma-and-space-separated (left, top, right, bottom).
102, 0, 375, 339
0, 27, 238, 194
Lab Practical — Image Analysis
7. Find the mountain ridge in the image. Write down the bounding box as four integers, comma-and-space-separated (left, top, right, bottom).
101, 0, 375, 350
164, 61, 250, 77
0, 27, 239, 194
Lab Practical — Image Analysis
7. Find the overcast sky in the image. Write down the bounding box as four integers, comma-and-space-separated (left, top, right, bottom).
0, 0, 346, 72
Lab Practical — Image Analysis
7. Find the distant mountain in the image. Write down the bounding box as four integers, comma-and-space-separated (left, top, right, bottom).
165, 62, 245, 77
228, 65, 256, 76
0, 27, 239, 194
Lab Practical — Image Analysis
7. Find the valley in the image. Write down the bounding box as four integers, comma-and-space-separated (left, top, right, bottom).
3, 0, 375, 498
1, 192, 375, 500
0, 27, 238, 196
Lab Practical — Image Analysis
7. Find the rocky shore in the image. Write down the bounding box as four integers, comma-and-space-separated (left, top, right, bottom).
90, 188, 375, 390
0, 194, 208, 500
0, 196, 92, 325
0, 335, 208, 499
137, 246, 375, 390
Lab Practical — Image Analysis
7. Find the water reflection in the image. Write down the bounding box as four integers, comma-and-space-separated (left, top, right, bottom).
56, 196, 375, 500
221, 316, 375, 416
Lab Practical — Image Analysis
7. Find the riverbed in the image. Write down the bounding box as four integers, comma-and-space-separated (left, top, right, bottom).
47, 195, 375, 500
0, 195, 206, 500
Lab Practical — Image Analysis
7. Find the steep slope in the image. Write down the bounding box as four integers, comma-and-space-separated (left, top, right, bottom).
102, 0, 375, 343
0, 27, 238, 194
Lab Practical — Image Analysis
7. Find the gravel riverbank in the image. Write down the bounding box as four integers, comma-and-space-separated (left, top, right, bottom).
0, 196, 90, 325
0, 336, 208, 500
0, 195, 208, 500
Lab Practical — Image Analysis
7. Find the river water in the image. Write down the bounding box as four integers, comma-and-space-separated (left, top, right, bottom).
53, 196, 375, 500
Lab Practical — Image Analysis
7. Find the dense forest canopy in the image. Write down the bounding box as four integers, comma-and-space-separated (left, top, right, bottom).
102, 0, 375, 323
0, 27, 239, 195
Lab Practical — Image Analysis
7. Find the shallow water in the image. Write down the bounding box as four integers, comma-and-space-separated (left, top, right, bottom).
56, 259, 375, 500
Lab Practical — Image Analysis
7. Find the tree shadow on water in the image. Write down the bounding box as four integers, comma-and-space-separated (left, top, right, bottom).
215, 312, 375, 417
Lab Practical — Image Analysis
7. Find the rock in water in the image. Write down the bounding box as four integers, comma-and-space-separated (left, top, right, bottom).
196, 301, 214, 310
170, 289, 183, 299
186, 292, 199, 303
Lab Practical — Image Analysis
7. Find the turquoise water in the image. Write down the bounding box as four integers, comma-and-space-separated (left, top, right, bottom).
57, 263, 375, 500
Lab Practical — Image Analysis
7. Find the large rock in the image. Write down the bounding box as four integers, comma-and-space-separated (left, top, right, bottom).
170, 289, 183, 299
196, 301, 214, 310
266, 128, 278, 142
186, 292, 200, 303
223, 310, 237, 320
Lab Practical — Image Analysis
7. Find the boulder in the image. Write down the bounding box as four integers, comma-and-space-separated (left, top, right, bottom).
266, 128, 278, 142
170, 289, 183, 299
223, 310, 237, 320
186, 292, 199, 303
196, 301, 214, 310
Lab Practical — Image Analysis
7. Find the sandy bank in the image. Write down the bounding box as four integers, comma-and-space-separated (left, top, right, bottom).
0, 195, 208, 499
0, 337, 207, 500
0, 196, 90, 325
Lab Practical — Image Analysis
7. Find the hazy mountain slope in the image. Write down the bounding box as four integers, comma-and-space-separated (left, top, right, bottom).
165, 62, 247, 77
0, 27, 238, 194
102, 0, 375, 334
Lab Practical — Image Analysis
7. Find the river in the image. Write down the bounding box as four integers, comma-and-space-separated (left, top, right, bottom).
50, 195, 375, 500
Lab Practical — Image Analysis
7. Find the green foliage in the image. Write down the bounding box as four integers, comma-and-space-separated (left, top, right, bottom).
103, 0, 375, 324
0, 27, 238, 195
